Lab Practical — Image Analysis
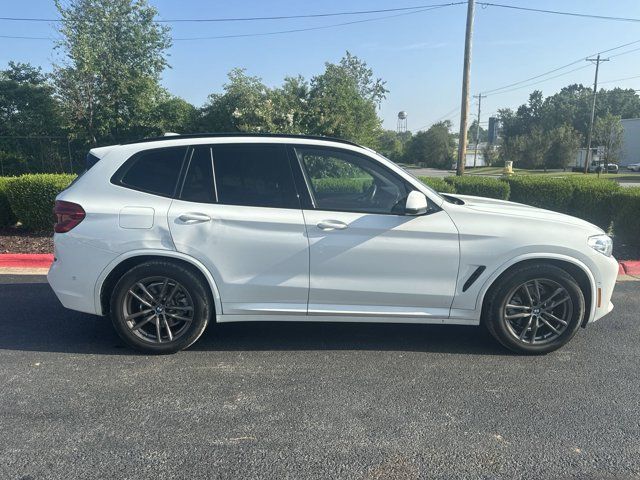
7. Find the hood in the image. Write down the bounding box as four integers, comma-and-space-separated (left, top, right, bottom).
449, 194, 603, 233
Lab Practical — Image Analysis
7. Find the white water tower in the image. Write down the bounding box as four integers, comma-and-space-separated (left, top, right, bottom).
397, 111, 408, 133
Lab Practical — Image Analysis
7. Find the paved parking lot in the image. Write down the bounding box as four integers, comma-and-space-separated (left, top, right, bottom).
1, 275, 639, 479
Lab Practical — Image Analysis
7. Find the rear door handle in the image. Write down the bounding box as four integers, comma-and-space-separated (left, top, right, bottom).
178, 212, 211, 224
317, 220, 348, 231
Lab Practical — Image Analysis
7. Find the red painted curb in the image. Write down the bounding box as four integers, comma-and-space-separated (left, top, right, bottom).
621, 260, 640, 276
0, 254, 54, 269
0, 254, 639, 275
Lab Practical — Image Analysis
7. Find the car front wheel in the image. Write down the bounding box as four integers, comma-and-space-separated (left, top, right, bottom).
483, 264, 585, 354
110, 260, 211, 354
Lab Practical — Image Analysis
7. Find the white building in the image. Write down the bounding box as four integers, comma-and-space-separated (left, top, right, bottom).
620, 118, 640, 167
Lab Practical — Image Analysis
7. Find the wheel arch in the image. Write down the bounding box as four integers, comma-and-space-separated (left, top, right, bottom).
94, 250, 222, 318
477, 255, 595, 327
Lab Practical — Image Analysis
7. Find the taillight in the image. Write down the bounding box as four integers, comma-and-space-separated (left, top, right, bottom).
53, 200, 86, 233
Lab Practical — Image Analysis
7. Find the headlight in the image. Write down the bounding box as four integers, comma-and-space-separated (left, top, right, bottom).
588, 234, 613, 257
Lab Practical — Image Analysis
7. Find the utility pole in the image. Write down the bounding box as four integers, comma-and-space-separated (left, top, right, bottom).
583, 54, 609, 174
472, 93, 485, 169
456, 0, 475, 176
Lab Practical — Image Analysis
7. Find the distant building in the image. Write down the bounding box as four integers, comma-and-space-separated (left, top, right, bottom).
620, 118, 640, 167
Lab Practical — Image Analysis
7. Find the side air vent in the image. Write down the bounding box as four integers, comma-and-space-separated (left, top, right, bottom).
462, 266, 486, 292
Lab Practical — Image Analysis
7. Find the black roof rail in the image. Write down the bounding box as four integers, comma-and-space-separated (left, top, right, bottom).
119, 132, 362, 147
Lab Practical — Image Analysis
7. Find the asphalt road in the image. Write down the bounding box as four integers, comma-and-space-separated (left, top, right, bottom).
1, 276, 639, 480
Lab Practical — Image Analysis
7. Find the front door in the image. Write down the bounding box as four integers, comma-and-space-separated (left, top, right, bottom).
168, 143, 309, 316
292, 145, 459, 319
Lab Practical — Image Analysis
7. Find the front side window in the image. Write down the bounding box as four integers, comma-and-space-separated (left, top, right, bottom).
295, 147, 409, 214
212, 144, 299, 209
116, 147, 187, 197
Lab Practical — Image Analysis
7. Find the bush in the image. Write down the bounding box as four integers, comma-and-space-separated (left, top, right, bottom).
566, 176, 620, 231
445, 175, 510, 199
419, 177, 455, 194
5, 174, 76, 231
507, 176, 574, 212
612, 187, 640, 244
0, 177, 17, 227
312, 177, 372, 194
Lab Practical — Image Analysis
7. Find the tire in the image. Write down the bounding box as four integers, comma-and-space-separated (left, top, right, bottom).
483, 264, 585, 355
110, 260, 211, 354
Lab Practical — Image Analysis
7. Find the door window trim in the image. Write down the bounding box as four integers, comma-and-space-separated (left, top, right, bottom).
177, 146, 218, 204
289, 144, 426, 217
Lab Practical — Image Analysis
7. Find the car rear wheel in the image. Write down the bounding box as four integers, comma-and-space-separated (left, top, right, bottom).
483, 264, 585, 354
110, 260, 211, 354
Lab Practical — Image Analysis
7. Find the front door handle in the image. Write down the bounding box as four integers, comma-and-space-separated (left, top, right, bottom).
178, 212, 211, 224
317, 219, 348, 231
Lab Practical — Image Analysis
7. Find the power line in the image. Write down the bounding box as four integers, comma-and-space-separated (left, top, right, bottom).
477, 2, 640, 23
481, 38, 640, 95
0, 3, 465, 23
486, 65, 592, 96
173, 5, 456, 41
599, 74, 640, 85
0, 4, 462, 42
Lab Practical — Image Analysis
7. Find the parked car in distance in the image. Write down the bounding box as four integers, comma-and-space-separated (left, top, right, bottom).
48, 134, 619, 355
593, 162, 619, 174
626, 162, 640, 172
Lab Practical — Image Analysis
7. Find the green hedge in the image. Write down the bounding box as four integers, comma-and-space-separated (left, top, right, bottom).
612, 187, 640, 244
5, 174, 76, 231
567, 176, 620, 231
506, 176, 620, 231
418, 177, 456, 194
506, 176, 574, 213
312, 177, 372, 194
444, 176, 510, 200
0, 177, 17, 227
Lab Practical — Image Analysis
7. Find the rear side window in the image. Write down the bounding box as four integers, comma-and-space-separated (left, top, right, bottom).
180, 146, 216, 203
114, 147, 187, 197
212, 144, 299, 209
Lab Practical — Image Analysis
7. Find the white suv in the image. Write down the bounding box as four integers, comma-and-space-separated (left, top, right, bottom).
48, 134, 619, 354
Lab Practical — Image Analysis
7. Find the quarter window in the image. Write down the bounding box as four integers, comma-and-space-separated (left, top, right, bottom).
117, 147, 186, 197
295, 147, 409, 214
212, 144, 299, 209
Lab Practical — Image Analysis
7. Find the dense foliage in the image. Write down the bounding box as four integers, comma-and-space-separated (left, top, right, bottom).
0, 177, 17, 227
499, 87, 639, 169
5, 174, 76, 230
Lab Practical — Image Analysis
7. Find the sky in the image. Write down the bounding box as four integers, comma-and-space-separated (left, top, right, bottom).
2, 0, 640, 132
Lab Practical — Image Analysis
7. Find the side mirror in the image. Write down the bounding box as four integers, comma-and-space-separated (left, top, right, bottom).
405, 190, 428, 215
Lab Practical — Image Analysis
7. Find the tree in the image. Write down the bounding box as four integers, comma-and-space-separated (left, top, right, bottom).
0, 62, 64, 174
306, 53, 387, 147
594, 113, 624, 167
545, 125, 581, 170
54, 0, 171, 145
403, 121, 455, 168
199, 52, 387, 147
467, 119, 487, 144
376, 130, 409, 162
199, 68, 274, 133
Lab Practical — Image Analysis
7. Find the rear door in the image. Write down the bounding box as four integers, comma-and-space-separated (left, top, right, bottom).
168, 143, 309, 316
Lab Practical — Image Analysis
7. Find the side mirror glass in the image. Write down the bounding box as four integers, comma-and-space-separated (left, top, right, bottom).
405, 190, 428, 215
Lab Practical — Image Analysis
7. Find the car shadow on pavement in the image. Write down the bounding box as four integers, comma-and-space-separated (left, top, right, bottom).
0, 281, 509, 356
